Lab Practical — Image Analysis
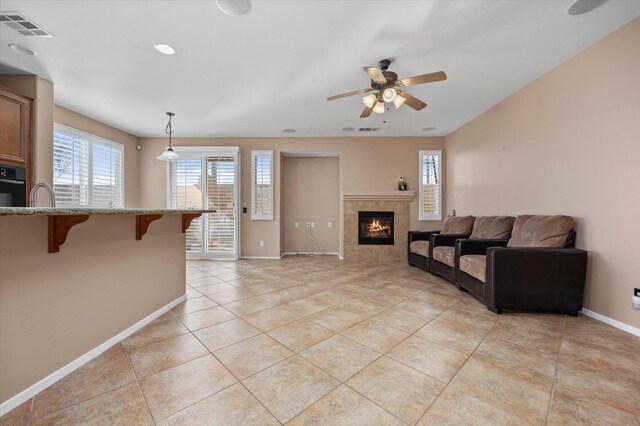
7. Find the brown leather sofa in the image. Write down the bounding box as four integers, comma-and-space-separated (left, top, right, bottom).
408, 215, 475, 273
457, 215, 587, 316
430, 216, 515, 288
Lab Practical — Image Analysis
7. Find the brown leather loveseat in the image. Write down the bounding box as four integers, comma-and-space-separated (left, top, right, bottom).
457, 215, 587, 316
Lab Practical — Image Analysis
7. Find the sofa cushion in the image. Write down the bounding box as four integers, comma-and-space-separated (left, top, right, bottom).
433, 246, 455, 267
410, 240, 430, 257
507, 215, 574, 248
441, 215, 475, 235
470, 216, 515, 240
460, 255, 487, 283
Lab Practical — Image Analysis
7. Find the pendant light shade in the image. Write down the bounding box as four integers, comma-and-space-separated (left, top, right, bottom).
157, 112, 179, 161
157, 147, 179, 161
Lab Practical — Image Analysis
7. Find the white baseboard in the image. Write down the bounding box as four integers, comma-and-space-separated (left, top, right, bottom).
0, 294, 187, 416
282, 252, 340, 257
581, 308, 640, 337
241, 255, 285, 260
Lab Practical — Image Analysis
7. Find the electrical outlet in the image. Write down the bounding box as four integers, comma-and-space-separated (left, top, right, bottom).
295, 222, 299, 228
311, 222, 315, 228
633, 288, 640, 309
259, 240, 264, 247
328, 222, 332, 228
306, 222, 310, 228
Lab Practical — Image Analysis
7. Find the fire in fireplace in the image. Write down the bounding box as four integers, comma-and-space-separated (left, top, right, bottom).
358, 211, 394, 245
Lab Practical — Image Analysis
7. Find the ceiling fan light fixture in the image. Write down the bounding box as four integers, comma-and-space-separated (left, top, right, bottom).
373, 102, 385, 114
393, 96, 406, 109
362, 93, 376, 108
382, 88, 397, 103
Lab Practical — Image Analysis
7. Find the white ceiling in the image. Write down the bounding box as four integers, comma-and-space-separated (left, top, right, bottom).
1, 0, 639, 137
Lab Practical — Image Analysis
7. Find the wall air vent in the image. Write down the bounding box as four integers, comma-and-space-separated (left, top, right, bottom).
0, 12, 54, 37
358, 127, 380, 132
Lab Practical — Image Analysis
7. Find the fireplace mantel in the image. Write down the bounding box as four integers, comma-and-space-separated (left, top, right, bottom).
342, 191, 415, 201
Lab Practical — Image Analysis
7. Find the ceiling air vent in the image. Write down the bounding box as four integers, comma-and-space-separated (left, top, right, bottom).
0, 12, 54, 37
358, 127, 380, 132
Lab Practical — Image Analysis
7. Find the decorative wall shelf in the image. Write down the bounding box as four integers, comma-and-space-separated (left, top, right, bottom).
342, 191, 415, 201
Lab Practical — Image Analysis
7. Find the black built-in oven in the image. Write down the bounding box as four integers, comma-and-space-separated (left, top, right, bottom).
0, 164, 27, 207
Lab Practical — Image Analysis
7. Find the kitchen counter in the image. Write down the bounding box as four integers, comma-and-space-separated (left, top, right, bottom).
0, 207, 199, 406
0, 207, 215, 216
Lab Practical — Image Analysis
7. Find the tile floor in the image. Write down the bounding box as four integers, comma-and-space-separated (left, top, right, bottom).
2, 256, 640, 425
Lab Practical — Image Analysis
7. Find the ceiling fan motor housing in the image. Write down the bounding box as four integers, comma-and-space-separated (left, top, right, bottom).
371, 71, 398, 90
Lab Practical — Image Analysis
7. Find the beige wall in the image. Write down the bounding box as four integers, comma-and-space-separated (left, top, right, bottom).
138, 137, 445, 257
445, 17, 640, 328
282, 157, 340, 254
53, 105, 141, 207
0, 214, 186, 403
0, 75, 54, 187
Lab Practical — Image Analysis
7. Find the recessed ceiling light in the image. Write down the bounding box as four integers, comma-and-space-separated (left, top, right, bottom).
422, 127, 436, 132
283, 128, 296, 133
154, 43, 176, 55
341, 127, 355, 132
566, 0, 607, 16
8, 43, 36, 55
216, 0, 252, 17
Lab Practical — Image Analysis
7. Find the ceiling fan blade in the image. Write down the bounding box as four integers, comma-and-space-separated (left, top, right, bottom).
363, 66, 387, 84
398, 71, 447, 87
326, 88, 372, 101
397, 91, 427, 111
360, 98, 378, 118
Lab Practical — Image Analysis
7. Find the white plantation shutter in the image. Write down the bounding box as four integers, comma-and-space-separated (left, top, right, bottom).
251, 150, 273, 220
419, 150, 442, 221
171, 157, 204, 252
169, 151, 238, 257
53, 124, 124, 208
206, 156, 236, 253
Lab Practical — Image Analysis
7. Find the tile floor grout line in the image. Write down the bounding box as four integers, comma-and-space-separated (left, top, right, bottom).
122, 342, 158, 425
188, 328, 285, 425
545, 315, 567, 426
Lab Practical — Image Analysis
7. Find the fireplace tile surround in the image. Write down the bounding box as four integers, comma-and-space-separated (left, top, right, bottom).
343, 192, 413, 261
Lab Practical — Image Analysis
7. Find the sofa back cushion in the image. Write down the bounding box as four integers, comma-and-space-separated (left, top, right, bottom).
441, 215, 475, 235
507, 215, 574, 248
470, 216, 515, 240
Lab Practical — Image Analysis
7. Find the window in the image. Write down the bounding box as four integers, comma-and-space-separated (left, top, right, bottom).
53, 124, 124, 208
251, 150, 274, 220
419, 150, 442, 221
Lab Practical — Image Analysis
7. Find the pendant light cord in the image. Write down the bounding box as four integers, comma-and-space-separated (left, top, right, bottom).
165, 113, 174, 148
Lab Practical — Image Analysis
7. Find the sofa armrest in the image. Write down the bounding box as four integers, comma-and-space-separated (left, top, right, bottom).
485, 247, 588, 312
408, 230, 440, 243
456, 239, 509, 257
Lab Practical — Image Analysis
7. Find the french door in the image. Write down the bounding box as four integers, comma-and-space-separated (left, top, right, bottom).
168, 147, 240, 259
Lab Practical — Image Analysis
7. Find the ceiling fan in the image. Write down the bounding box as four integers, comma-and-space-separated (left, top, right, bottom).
327, 59, 447, 118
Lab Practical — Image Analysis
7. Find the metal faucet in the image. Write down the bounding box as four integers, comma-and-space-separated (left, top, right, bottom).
29, 183, 56, 208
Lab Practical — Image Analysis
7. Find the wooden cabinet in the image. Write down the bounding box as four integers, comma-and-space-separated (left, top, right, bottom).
0, 86, 32, 167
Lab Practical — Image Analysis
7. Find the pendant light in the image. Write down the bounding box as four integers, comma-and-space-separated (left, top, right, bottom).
157, 112, 179, 161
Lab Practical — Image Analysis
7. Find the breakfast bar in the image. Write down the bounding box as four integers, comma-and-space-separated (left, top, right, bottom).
0, 208, 211, 406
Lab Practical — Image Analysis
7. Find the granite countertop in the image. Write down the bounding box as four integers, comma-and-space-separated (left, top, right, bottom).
0, 207, 216, 216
